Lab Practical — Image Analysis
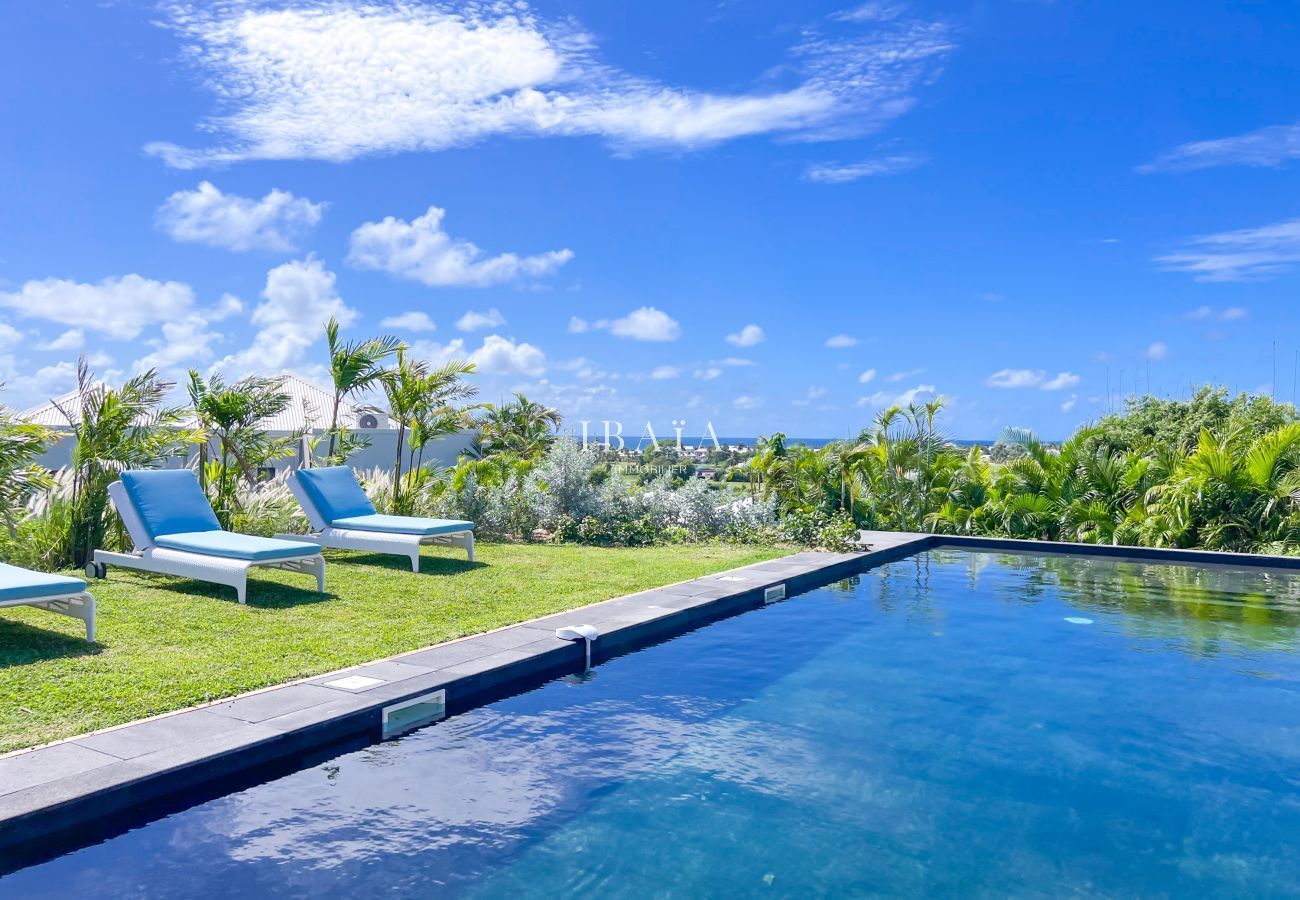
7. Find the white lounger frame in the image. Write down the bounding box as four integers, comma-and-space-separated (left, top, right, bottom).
0, 591, 96, 641
277, 475, 474, 573
94, 481, 326, 605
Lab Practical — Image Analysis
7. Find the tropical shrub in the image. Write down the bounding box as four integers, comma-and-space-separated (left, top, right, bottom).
188, 370, 298, 528
57, 362, 199, 567
753, 390, 1300, 556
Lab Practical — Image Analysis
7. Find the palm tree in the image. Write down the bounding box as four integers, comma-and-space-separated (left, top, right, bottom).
54, 359, 200, 566
187, 370, 296, 527
384, 351, 479, 513
478, 393, 562, 461
0, 395, 55, 537
323, 317, 400, 461
407, 359, 481, 472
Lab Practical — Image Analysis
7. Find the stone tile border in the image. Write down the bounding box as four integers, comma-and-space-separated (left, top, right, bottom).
10, 529, 1291, 871
0, 543, 904, 870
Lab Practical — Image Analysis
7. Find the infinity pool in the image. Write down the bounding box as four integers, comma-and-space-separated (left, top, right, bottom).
6, 549, 1300, 897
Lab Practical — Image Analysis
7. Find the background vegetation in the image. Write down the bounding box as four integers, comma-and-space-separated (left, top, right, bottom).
1, 309, 1297, 571
752, 387, 1300, 555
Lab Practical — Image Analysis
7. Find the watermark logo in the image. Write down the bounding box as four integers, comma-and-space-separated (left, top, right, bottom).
575, 420, 722, 451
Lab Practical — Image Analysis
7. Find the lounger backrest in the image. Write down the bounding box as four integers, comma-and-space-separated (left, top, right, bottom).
108, 481, 155, 550
292, 466, 376, 526
119, 469, 222, 541
286, 476, 328, 532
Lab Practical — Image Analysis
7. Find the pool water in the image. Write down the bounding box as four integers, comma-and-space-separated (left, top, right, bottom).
6, 549, 1300, 897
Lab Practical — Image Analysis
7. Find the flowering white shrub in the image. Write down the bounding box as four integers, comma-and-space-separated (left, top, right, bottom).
429, 440, 777, 544
230, 474, 307, 536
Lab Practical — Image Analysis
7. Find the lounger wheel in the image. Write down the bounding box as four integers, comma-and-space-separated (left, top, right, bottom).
85, 561, 107, 579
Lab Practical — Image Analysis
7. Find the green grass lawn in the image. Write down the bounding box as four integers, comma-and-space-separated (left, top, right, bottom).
0, 542, 782, 753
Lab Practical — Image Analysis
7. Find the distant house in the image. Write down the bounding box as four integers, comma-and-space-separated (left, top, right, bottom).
20, 373, 474, 474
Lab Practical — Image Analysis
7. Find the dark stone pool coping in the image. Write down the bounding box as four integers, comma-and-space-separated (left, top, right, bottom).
7, 530, 1298, 869
0, 544, 898, 868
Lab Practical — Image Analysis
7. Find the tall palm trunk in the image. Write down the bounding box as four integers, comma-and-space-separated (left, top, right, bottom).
327, 395, 342, 459
393, 421, 407, 512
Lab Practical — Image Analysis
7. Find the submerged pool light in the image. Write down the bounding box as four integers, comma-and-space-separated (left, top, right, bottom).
556, 624, 600, 673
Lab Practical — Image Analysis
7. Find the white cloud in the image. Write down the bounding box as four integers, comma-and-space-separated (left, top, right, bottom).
468, 334, 545, 376
568, 317, 590, 334
860, 383, 935, 407
985, 369, 1079, 391
825, 334, 860, 348
156, 181, 324, 252
833, 2, 906, 22
1186, 305, 1248, 321
410, 334, 545, 376
1041, 372, 1080, 391
1146, 341, 1168, 362
596, 306, 681, 342
147, 3, 953, 167
134, 316, 222, 374
1157, 218, 1300, 282
695, 367, 723, 381
858, 368, 876, 384
380, 311, 436, 332
986, 369, 1043, 389
211, 293, 244, 321
1141, 121, 1300, 173
0, 274, 195, 339
217, 256, 355, 375
554, 357, 607, 381
715, 356, 756, 367
1, 360, 79, 411
804, 154, 924, 183
733, 395, 764, 410
886, 367, 923, 382
806, 386, 827, 399
456, 308, 507, 332
0, 323, 22, 350
725, 324, 765, 347
650, 365, 680, 380
39, 329, 84, 351
1060, 396, 1077, 413
348, 205, 573, 288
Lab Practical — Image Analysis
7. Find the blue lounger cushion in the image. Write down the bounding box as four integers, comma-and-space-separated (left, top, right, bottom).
153, 531, 318, 562
294, 466, 376, 524
330, 514, 475, 537
120, 469, 222, 541
0, 562, 86, 602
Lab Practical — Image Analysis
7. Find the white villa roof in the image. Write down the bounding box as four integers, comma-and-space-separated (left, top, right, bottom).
19, 373, 390, 432
18, 383, 107, 428
252, 374, 389, 431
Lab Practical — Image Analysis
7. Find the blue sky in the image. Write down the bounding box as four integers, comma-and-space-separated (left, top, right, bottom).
3, 0, 1299, 439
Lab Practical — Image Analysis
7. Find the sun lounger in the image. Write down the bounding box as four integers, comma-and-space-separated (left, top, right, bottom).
91, 469, 325, 604
279, 466, 474, 572
0, 562, 96, 641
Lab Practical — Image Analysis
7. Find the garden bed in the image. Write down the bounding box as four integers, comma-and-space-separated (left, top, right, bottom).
0, 542, 779, 753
